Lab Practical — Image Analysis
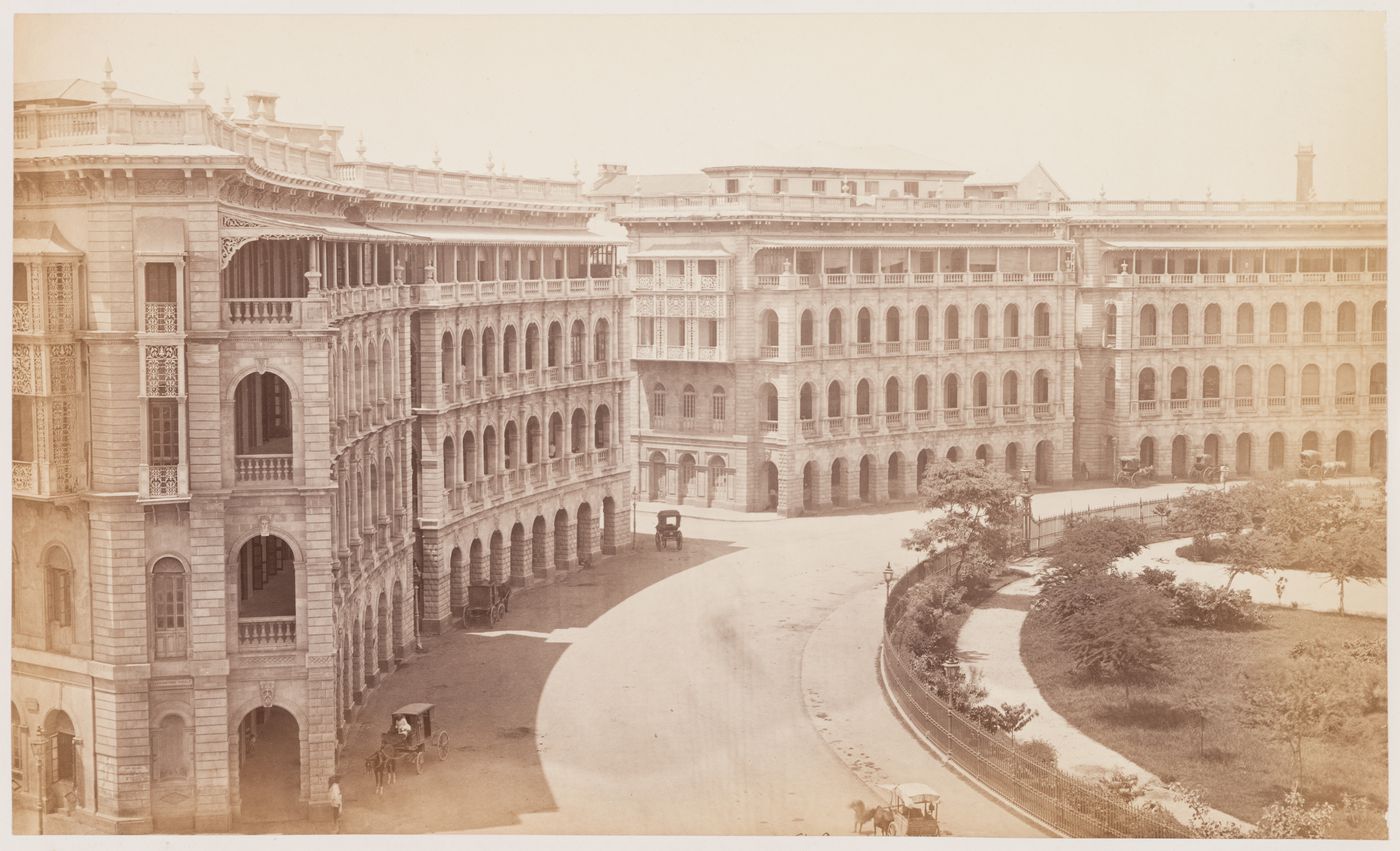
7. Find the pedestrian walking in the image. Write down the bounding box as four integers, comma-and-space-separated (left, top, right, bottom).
328, 775, 343, 833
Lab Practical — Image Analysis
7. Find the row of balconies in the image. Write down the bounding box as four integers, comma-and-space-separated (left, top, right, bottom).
633, 336, 1066, 364
436, 447, 622, 521
633, 344, 726, 362
632, 274, 724, 292
435, 359, 627, 408
1105, 270, 1387, 288
648, 403, 1063, 440
1100, 330, 1387, 349
1125, 394, 1386, 418
753, 271, 1065, 290
429, 276, 619, 306
336, 398, 411, 452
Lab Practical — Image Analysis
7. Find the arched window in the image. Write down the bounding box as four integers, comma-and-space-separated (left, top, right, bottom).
462, 430, 476, 480
501, 325, 517, 373
1170, 303, 1189, 342
504, 420, 519, 469
944, 305, 960, 347
570, 409, 587, 453
570, 320, 586, 365
1234, 365, 1254, 407
1336, 302, 1356, 341
548, 413, 564, 458
1236, 303, 1255, 341
1301, 364, 1322, 405
682, 384, 697, 421
943, 374, 959, 409
482, 426, 498, 474
973, 305, 990, 346
827, 382, 843, 418
442, 436, 456, 491
152, 557, 187, 659
234, 372, 293, 457
1303, 302, 1323, 340
651, 382, 667, 419
381, 338, 393, 401
1203, 304, 1221, 342
1103, 303, 1116, 343
1372, 301, 1387, 341
594, 318, 610, 364
1202, 366, 1220, 401
1033, 302, 1051, 341
856, 379, 872, 416
972, 372, 988, 409
914, 375, 930, 411
526, 418, 540, 463
439, 332, 453, 386
1033, 370, 1051, 406
1268, 364, 1288, 406
759, 384, 779, 426
1169, 366, 1188, 406
547, 321, 562, 368
1005, 303, 1022, 341
828, 309, 844, 346
799, 383, 815, 421
44, 547, 74, 644
1269, 303, 1288, 340
915, 306, 931, 344
1336, 363, 1357, 402
885, 307, 902, 342
857, 308, 872, 344
760, 310, 780, 355
886, 376, 902, 412
1139, 304, 1158, 342
711, 386, 727, 422
1003, 371, 1020, 407
1138, 367, 1157, 401
525, 323, 540, 370
799, 310, 815, 347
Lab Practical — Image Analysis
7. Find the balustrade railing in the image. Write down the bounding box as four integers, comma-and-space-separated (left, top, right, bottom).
800, 420, 820, 439
225, 298, 298, 325
235, 454, 294, 482
238, 617, 297, 650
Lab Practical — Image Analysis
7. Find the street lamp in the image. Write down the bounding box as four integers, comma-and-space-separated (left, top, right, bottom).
29, 726, 44, 835
883, 562, 895, 601
940, 660, 960, 752
1020, 465, 1033, 556
630, 487, 638, 552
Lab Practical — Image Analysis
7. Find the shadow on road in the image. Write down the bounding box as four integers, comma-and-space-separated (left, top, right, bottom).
337, 535, 741, 834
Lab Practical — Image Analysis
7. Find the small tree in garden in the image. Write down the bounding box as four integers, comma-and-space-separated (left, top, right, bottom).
967, 702, 1038, 735
1217, 528, 1280, 589
1039, 517, 1150, 590
1238, 658, 1348, 786
1308, 502, 1386, 614
1098, 768, 1147, 804
1058, 576, 1171, 704
904, 461, 1022, 584
1167, 489, 1248, 560
1252, 787, 1335, 839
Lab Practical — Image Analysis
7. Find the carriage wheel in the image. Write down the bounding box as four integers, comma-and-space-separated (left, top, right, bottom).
437, 731, 450, 760
414, 751, 425, 774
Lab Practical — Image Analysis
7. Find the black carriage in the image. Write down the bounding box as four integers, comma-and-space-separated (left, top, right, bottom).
465, 582, 512, 626
1299, 449, 1324, 479
377, 703, 449, 774
1114, 455, 1154, 488
655, 510, 683, 550
1188, 453, 1220, 483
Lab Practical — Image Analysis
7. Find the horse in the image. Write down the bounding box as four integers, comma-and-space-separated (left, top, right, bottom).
364, 746, 398, 796
849, 800, 896, 835
1322, 461, 1348, 478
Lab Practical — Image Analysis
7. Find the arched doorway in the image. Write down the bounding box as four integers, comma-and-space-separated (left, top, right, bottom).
40, 710, 79, 814
510, 523, 527, 582
1203, 434, 1221, 467
577, 503, 594, 562
830, 458, 845, 506
553, 509, 570, 571
707, 456, 726, 506
1034, 440, 1052, 485
489, 530, 506, 583
1235, 433, 1253, 475
1335, 431, 1354, 472
1171, 435, 1188, 479
602, 496, 617, 553
1370, 430, 1386, 472
1301, 431, 1320, 454
888, 452, 905, 499
802, 461, 816, 510
1268, 432, 1286, 471
1004, 442, 1021, 477
677, 454, 696, 503
448, 547, 465, 621
916, 449, 933, 492
762, 461, 779, 510
648, 451, 666, 500
237, 706, 302, 823
1140, 436, 1156, 469
945, 446, 961, 462
532, 516, 549, 572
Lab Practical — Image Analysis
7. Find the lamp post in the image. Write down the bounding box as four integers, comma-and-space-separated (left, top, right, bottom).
1020, 465, 1033, 556
631, 487, 638, 552
940, 660, 960, 753
30, 726, 45, 835
883, 562, 895, 602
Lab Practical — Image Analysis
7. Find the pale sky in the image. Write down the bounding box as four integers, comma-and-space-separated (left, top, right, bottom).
13, 11, 1389, 201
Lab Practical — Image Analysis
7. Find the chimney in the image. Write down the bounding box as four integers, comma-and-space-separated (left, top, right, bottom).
594, 163, 628, 189
1295, 144, 1315, 202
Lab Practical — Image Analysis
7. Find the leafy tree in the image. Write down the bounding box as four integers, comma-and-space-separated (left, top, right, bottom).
1238, 658, 1348, 785
1309, 503, 1386, 614
1039, 517, 1150, 590
1217, 528, 1281, 589
967, 702, 1038, 735
904, 461, 1022, 583
1252, 787, 1335, 839
1098, 768, 1147, 804
1057, 574, 1171, 704
1166, 488, 1248, 559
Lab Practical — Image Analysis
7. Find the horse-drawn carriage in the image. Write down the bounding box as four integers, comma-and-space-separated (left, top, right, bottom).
1114, 455, 1155, 488
885, 782, 943, 836
372, 703, 449, 776
1188, 453, 1221, 483
465, 581, 512, 626
1298, 449, 1346, 480
655, 509, 683, 550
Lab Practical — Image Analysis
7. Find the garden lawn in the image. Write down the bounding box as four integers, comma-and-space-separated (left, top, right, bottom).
1021, 605, 1387, 827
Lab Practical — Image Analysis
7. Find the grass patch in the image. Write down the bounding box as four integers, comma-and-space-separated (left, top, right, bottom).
1021, 605, 1387, 827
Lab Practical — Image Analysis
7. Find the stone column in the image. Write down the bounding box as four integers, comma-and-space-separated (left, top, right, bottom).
538, 527, 555, 580
417, 535, 451, 635
813, 465, 832, 509
871, 456, 889, 503
511, 536, 531, 587
557, 521, 578, 571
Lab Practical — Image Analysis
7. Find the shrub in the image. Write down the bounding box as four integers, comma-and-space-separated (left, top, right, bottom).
967, 701, 1038, 735
1042, 517, 1150, 585
1137, 565, 1177, 591
1057, 574, 1171, 703
1166, 582, 1268, 630
1016, 738, 1058, 769
1098, 768, 1147, 804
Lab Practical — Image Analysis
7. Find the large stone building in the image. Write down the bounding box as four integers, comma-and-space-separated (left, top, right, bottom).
591, 146, 1386, 515
12, 65, 630, 832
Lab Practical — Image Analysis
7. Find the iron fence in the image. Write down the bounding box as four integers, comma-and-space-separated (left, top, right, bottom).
881, 499, 1194, 838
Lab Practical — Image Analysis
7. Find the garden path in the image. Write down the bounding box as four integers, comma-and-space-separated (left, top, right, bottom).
1115, 538, 1387, 617
957, 570, 1251, 831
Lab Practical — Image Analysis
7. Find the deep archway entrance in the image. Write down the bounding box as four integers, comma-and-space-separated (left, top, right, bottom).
237, 706, 302, 823
761, 462, 779, 510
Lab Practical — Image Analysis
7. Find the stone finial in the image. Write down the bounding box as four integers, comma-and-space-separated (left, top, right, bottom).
318, 122, 333, 150
101, 57, 117, 100
432, 145, 442, 169
486, 151, 495, 174
220, 86, 235, 119
1097, 184, 1106, 201
356, 132, 367, 161
572, 159, 580, 180
188, 57, 205, 102
1205, 185, 1213, 202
